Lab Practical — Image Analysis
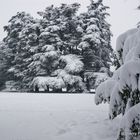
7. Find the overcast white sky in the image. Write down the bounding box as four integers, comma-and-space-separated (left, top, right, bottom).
0, 0, 140, 48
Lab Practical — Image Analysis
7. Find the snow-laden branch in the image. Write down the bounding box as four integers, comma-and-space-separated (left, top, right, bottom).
95, 27, 140, 139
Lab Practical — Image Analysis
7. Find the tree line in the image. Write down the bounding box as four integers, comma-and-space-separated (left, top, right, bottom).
0, 0, 114, 92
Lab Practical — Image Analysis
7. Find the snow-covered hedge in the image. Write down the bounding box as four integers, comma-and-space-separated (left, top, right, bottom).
95, 28, 140, 140
31, 76, 65, 91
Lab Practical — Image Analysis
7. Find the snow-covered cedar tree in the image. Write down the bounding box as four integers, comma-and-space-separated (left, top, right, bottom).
77, 0, 113, 90
3, 11, 61, 91
38, 2, 113, 91
38, 3, 81, 55
77, 0, 113, 72
95, 27, 140, 140
30, 3, 86, 92
3, 12, 41, 90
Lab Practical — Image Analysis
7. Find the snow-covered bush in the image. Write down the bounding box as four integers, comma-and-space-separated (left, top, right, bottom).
95, 28, 140, 140
31, 76, 65, 91
59, 54, 84, 74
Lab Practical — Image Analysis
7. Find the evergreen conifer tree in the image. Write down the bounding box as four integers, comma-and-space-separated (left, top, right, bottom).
95, 27, 140, 140
78, 0, 113, 71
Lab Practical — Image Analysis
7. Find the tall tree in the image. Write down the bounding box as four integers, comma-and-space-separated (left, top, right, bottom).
3, 12, 40, 90
78, 0, 113, 71
38, 3, 81, 55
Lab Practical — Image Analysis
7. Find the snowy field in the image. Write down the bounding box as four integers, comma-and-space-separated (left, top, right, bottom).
0, 93, 120, 140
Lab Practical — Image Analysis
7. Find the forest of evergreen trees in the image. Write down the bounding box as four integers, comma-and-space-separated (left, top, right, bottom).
0, 0, 114, 92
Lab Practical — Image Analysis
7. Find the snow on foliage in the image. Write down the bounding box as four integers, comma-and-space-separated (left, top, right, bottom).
78, 41, 90, 50
119, 61, 140, 92
116, 28, 138, 53
32, 76, 65, 90
55, 69, 82, 86
109, 83, 122, 119
118, 103, 140, 140
112, 67, 121, 80
31, 53, 86, 92
60, 54, 84, 74
77, 0, 113, 71
123, 30, 140, 62
55, 54, 86, 92
44, 51, 58, 58
42, 45, 55, 52
94, 72, 109, 88
95, 27, 140, 140
116, 28, 138, 65
95, 79, 116, 105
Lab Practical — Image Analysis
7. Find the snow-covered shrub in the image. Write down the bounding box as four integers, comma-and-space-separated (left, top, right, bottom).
59, 54, 84, 74
31, 76, 65, 91
95, 27, 140, 140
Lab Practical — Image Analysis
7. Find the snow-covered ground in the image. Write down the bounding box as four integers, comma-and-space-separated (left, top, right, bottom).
0, 93, 120, 140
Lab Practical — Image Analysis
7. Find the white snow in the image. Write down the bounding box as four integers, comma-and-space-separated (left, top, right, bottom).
116, 28, 138, 53
94, 72, 108, 87
78, 41, 90, 50
116, 28, 138, 64
95, 79, 117, 105
123, 29, 140, 62
109, 83, 122, 119
56, 69, 83, 86
60, 54, 84, 74
42, 45, 55, 52
0, 93, 119, 140
119, 103, 140, 140
119, 61, 140, 92
45, 51, 58, 58
32, 76, 65, 90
